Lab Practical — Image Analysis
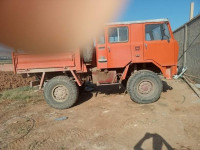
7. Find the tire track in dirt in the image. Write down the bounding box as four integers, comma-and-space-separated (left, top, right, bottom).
5, 127, 93, 150
0, 116, 35, 149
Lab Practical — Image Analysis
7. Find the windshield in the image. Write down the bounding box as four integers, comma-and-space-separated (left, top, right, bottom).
145, 23, 171, 41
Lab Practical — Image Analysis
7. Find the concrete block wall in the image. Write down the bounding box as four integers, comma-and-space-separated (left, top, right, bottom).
173, 14, 200, 83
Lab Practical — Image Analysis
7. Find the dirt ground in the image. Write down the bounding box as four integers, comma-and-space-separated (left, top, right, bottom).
0, 77, 200, 150
0, 71, 34, 92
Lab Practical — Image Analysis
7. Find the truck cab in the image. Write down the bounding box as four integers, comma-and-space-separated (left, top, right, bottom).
96, 19, 178, 79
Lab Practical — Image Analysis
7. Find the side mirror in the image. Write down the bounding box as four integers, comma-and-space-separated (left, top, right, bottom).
163, 35, 170, 43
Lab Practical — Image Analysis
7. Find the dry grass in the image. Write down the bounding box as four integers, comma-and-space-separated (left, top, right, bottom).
0, 86, 43, 104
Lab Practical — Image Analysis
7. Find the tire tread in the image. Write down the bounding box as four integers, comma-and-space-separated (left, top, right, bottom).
44, 76, 78, 109
127, 70, 163, 104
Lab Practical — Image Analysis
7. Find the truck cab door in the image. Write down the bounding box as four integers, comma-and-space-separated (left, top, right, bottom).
96, 31, 108, 69
106, 25, 131, 68
144, 23, 175, 66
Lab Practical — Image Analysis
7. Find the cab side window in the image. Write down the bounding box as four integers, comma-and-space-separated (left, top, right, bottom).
145, 23, 171, 41
163, 24, 171, 40
108, 27, 128, 43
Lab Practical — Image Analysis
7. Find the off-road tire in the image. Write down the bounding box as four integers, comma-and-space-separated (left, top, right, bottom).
127, 70, 163, 104
44, 76, 79, 109
82, 44, 94, 63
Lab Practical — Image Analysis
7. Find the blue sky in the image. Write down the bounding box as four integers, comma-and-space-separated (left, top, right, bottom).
115, 0, 200, 30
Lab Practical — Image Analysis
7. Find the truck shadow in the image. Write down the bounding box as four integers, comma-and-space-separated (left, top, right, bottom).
162, 81, 173, 92
75, 84, 125, 106
95, 84, 126, 95
134, 132, 173, 150
75, 92, 93, 106
76, 81, 172, 106
91, 81, 172, 95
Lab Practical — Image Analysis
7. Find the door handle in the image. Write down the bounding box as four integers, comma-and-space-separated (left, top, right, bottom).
108, 46, 110, 52
98, 46, 105, 50
144, 43, 148, 49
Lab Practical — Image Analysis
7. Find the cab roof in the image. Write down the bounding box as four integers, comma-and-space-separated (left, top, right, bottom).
106, 18, 169, 25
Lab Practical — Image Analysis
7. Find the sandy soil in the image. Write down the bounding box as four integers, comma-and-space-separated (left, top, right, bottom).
0, 71, 34, 92
0, 77, 200, 150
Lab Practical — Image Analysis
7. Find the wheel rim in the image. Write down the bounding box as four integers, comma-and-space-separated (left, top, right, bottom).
52, 85, 69, 102
137, 80, 155, 97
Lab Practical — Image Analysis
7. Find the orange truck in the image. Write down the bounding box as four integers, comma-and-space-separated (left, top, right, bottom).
12, 19, 179, 109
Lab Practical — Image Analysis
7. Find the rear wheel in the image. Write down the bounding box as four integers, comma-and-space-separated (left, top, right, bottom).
44, 76, 79, 109
127, 70, 163, 104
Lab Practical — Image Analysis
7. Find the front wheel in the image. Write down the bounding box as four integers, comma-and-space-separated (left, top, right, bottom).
127, 70, 163, 104
44, 76, 79, 109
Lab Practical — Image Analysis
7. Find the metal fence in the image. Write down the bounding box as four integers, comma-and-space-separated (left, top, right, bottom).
173, 14, 200, 83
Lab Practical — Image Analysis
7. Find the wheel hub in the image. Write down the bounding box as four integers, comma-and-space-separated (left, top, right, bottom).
138, 81, 153, 94
52, 85, 68, 102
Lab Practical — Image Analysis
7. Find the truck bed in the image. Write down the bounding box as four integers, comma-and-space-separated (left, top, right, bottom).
12, 52, 76, 74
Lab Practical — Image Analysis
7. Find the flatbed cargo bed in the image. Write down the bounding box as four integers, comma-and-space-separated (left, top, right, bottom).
12, 51, 84, 74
